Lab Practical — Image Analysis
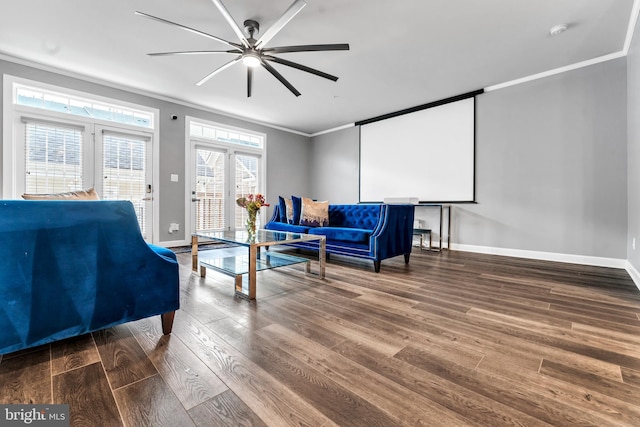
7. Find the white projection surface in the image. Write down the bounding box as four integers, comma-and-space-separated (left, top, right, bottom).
359, 97, 475, 203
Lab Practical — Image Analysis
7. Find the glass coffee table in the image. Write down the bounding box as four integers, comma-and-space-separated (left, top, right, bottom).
191, 229, 326, 300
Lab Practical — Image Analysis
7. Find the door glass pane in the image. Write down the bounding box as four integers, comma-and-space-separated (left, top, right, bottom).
24, 122, 83, 193
102, 133, 148, 237
195, 147, 225, 231
235, 154, 260, 229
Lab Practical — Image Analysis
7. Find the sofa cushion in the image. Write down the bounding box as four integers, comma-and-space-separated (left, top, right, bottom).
299, 197, 329, 227
308, 226, 372, 243
22, 187, 100, 200
265, 221, 311, 234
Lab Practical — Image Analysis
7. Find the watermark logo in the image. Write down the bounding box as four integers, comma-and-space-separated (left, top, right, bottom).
0, 405, 69, 427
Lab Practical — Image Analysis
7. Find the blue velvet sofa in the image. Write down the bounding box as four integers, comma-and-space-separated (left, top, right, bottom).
265, 203, 415, 272
0, 200, 180, 355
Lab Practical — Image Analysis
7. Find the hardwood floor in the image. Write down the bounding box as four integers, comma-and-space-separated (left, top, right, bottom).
2, 248, 640, 426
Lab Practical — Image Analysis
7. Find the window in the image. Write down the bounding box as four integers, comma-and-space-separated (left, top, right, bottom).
190, 121, 263, 148
15, 85, 153, 128
3, 76, 159, 242
100, 130, 151, 237
24, 121, 84, 194
187, 118, 266, 233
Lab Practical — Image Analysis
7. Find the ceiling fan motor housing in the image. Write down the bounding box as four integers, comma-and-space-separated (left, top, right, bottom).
244, 19, 260, 40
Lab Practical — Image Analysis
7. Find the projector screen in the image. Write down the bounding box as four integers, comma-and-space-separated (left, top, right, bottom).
359, 95, 477, 203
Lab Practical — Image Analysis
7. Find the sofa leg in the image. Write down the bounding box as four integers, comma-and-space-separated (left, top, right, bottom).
161, 311, 175, 335
373, 261, 381, 273
404, 253, 410, 264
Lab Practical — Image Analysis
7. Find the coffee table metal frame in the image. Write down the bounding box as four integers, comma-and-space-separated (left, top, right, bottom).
191, 229, 325, 300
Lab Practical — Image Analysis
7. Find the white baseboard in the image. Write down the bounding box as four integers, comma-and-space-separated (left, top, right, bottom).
625, 261, 640, 291
157, 239, 189, 248
451, 243, 627, 269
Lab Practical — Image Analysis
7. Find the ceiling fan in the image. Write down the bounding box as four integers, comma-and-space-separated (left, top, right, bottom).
135, 0, 349, 97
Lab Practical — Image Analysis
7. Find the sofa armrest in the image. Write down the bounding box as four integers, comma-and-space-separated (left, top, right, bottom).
369, 204, 415, 260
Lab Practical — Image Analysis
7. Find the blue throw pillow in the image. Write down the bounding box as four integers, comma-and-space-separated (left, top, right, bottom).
291, 195, 302, 225
278, 196, 288, 223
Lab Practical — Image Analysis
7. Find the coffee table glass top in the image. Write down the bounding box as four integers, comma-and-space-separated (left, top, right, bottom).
199, 252, 309, 276
194, 229, 322, 246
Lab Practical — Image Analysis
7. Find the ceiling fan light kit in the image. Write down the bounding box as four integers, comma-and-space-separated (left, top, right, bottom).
242, 53, 261, 68
137, 0, 349, 97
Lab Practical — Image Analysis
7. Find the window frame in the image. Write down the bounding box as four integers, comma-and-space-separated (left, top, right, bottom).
185, 116, 267, 234
2, 75, 161, 243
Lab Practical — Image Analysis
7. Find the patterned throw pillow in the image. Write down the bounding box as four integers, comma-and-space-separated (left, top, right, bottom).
299, 197, 329, 227
22, 188, 100, 200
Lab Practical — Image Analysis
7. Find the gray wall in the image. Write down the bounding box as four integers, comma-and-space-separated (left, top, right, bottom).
0, 59, 311, 244
460, 59, 627, 258
309, 126, 359, 203
628, 16, 640, 270
311, 58, 628, 260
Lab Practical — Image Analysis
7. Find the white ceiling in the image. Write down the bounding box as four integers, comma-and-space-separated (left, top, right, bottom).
0, 0, 636, 134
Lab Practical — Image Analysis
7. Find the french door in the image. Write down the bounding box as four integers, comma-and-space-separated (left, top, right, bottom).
19, 118, 153, 241
95, 126, 153, 240
190, 141, 263, 233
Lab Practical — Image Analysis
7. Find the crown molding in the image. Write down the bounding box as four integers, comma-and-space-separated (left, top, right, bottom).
0, 52, 312, 138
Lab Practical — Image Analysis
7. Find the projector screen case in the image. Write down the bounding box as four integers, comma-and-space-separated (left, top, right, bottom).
358, 90, 481, 204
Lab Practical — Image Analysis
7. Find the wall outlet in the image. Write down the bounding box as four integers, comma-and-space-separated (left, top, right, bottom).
168, 223, 180, 233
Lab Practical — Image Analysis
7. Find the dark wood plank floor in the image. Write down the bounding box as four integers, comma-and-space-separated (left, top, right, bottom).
2, 247, 640, 426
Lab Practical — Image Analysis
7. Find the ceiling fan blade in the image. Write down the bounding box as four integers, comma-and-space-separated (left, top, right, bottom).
196, 56, 242, 86
262, 55, 338, 81
255, 0, 307, 49
209, 0, 250, 48
148, 50, 239, 56
247, 67, 253, 98
135, 11, 242, 50
262, 43, 350, 54
260, 61, 301, 96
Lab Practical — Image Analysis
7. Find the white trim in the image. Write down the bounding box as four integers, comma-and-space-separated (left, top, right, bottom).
484, 51, 627, 93
3, 75, 16, 199
626, 261, 640, 291
451, 243, 627, 269
159, 239, 185, 248
310, 123, 355, 137
624, 0, 640, 54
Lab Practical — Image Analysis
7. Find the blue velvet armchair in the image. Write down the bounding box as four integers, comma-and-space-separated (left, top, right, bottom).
0, 200, 180, 355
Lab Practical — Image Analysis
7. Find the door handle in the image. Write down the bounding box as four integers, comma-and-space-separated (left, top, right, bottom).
192, 198, 201, 202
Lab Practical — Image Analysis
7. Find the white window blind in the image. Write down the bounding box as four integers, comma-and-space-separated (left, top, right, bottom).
24, 121, 83, 194
195, 147, 226, 231
102, 132, 148, 236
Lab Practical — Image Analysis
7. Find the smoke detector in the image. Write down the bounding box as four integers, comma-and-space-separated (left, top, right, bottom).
549, 24, 568, 36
